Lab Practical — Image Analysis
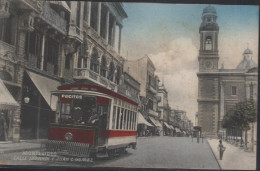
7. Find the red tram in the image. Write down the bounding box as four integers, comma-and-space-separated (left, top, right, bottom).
44, 84, 138, 158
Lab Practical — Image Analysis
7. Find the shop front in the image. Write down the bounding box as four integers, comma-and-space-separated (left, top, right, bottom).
148, 116, 163, 136
0, 78, 19, 141
137, 112, 153, 136
20, 71, 60, 140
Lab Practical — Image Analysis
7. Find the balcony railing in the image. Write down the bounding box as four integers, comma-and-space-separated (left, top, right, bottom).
74, 68, 118, 91
86, 27, 118, 58
46, 62, 54, 75
21, 0, 43, 13
40, 2, 67, 35
27, 53, 41, 69
0, 40, 15, 61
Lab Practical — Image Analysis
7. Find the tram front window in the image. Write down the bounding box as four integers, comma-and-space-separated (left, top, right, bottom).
58, 96, 108, 128
59, 96, 97, 125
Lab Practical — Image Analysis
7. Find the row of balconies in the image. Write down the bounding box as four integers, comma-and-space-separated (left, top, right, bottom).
74, 68, 118, 91
27, 54, 57, 76
40, 2, 67, 35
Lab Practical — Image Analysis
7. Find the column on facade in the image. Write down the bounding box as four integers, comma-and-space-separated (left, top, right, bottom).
98, 55, 101, 75
86, 50, 91, 69
112, 19, 116, 48
40, 31, 46, 70
113, 68, 117, 83
80, 1, 84, 30
87, 2, 91, 26
220, 81, 225, 120
245, 83, 250, 99
97, 2, 101, 35
105, 9, 110, 43
118, 25, 122, 54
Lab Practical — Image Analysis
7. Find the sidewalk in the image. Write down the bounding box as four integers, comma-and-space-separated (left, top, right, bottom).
207, 138, 256, 170
0, 139, 44, 154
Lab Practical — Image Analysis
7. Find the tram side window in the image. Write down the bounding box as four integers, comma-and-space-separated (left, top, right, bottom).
98, 105, 109, 130
112, 106, 117, 129
129, 111, 132, 130
116, 107, 120, 129
122, 109, 126, 130
61, 103, 71, 123
120, 108, 124, 129
133, 112, 136, 130
126, 110, 130, 130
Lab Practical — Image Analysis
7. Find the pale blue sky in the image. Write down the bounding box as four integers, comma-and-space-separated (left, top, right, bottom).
121, 4, 258, 59
119, 3, 259, 122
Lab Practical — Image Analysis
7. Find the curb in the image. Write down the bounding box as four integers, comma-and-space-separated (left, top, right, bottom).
1, 147, 41, 154
205, 139, 222, 170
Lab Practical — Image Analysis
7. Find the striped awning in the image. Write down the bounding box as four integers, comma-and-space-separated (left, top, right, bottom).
169, 125, 175, 130
175, 127, 181, 133
26, 71, 60, 111
164, 122, 171, 129
149, 116, 162, 128
138, 112, 153, 127
0, 79, 19, 110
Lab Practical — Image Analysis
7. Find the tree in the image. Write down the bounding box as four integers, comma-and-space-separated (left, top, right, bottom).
222, 100, 257, 147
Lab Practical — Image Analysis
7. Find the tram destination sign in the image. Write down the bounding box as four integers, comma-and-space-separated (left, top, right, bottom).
61, 94, 83, 99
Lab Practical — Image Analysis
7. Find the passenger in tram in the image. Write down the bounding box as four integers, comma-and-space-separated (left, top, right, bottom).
72, 106, 83, 124
88, 111, 99, 125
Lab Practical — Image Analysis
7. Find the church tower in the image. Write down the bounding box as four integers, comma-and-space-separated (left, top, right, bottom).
197, 6, 220, 137
199, 5, 219, 72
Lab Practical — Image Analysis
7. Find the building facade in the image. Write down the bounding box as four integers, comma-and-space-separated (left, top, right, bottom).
124, 55, 162, 136
197, 6, 258, 141
0, 0, 128, 142
157, 83, 172, 135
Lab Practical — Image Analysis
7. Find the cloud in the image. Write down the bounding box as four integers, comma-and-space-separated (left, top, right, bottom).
149, 37, 198, 123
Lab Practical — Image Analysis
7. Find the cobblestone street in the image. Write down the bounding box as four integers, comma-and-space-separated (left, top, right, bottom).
0, 136, 220, 169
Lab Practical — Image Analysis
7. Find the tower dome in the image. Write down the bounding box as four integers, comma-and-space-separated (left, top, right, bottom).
236, 48, 256, 69
243, 48, 253, 54
203, 5, 217, 15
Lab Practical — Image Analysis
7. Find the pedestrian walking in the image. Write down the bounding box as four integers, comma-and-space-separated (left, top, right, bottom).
0, 112, 8, 141
218, 139, 226, 160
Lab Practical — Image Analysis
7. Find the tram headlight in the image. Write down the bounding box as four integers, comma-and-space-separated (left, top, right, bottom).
65, 132, 73, 141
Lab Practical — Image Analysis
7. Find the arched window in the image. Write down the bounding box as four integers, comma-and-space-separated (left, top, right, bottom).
90, 48, 99, 73
100, 56, 107, 77
115, 66, 121, 84
205, 36, 212, 50
107, 62, 115, 81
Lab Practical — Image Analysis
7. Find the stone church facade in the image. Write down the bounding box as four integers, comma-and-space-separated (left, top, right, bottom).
197, 6, 258, 137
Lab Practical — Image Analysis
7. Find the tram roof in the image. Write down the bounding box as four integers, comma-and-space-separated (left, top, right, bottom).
57, 84, 138, 106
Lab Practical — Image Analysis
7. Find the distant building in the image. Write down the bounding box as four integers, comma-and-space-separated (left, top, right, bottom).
124, 55, 162, 136
157, 83, 172, 135
197, 6, 258, 142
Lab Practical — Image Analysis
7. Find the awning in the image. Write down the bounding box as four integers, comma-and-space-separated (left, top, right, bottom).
175, 127, 181, 133
0, 79, 19, 110
27, 71, 60, 111
138, 112, 153, 127
49, 1, 71, 12
163, 122, 171, 129
169, 125, 175, 130
149, 116, 162, 128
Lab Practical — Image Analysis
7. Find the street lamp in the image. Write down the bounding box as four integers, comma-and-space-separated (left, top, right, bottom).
24, 96, 30, 104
